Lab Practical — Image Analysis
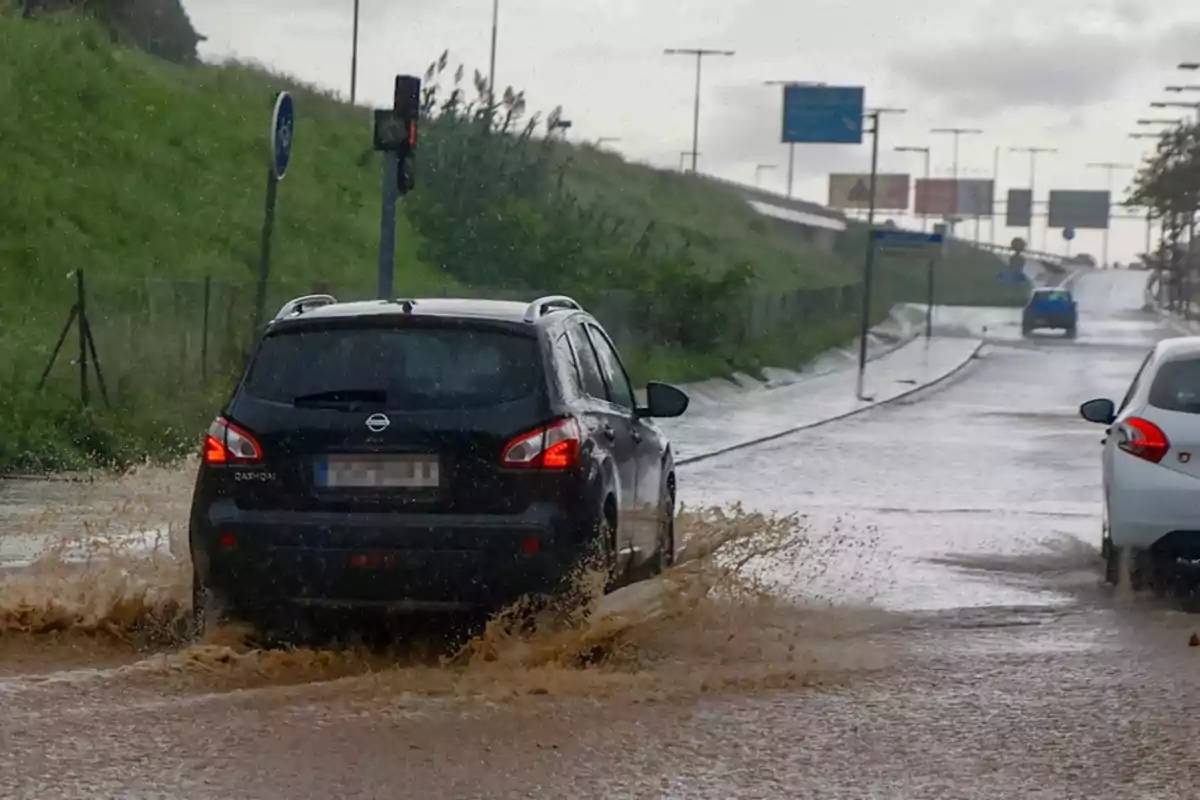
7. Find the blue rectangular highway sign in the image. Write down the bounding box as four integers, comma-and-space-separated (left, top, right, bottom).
870, 229, 945, 246
782, 85, 865, 144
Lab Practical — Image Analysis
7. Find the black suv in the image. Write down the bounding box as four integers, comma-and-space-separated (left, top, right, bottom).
188, 293, 690, 633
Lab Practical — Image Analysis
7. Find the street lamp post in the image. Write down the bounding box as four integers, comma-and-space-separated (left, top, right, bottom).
764, 80, 826, 198
857, 106, 908, 401
1009, 146, 1057, 250
488, 0, 500, 101
894, 145, 931, 231
665, 48, 735, 173
679, 150, 699, 171
1086, 161, 1135, 268
930, 127, 983, 233
350, 0, 361, 105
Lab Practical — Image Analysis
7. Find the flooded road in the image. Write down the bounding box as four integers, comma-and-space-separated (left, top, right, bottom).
5, 269, 1200, 799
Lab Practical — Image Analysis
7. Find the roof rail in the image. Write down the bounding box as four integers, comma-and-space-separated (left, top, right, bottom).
523, 295, 582, 323
274, 294, 337, 321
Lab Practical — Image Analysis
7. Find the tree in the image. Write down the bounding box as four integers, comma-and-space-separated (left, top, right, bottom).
1128, 123, 1200, 312
22, 0, 204, 63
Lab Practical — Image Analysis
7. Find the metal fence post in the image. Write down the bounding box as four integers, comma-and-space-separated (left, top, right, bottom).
201, 276, 212, 381
76, 269, 89, 407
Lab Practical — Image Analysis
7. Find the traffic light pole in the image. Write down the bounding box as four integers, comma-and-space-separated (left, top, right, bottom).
378, 152, 399, 298
855, 111, 881, 402
374, 75, 421, 299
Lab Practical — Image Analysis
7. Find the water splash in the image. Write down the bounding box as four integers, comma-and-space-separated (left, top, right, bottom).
0, 469, 895, 700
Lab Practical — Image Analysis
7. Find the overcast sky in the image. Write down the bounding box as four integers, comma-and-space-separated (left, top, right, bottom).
186, 0, 1200, 262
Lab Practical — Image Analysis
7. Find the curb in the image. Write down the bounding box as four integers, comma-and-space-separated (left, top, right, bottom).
677, 337, 986, 467
687, 306, 921, 400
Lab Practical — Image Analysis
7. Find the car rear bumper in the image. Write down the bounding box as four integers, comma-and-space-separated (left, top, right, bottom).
1109, 458, 1200, 552
1024, 315, 1075, 329
191, 500, 597, 614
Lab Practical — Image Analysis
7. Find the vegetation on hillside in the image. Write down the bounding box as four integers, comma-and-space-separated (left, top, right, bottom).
0, 8, 1021, 471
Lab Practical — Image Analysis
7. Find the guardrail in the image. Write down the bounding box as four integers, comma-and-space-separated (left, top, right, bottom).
715, 176, 1068, 267
958, 238, 1067, 267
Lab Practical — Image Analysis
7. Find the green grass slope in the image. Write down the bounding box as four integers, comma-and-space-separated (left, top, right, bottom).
0, 9, 1023, 471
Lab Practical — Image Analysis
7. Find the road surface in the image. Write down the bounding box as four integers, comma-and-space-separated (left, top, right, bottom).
4, 269, 1199, 799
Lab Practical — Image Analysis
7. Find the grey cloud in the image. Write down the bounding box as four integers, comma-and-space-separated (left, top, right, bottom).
888, 16, 1200, 119
888, 32, 1142, 117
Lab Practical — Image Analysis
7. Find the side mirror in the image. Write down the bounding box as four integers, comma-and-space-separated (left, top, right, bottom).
1079, 398, 1115, 425
639, 381, 690, 419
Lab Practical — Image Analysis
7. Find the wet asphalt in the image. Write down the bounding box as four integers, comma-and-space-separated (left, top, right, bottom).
5, 269, 1200, 799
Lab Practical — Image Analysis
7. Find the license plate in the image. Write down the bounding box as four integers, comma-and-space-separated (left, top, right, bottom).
315, 454, 440, 489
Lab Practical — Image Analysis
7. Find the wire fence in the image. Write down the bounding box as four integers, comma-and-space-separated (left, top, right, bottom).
12, 271, 865, 408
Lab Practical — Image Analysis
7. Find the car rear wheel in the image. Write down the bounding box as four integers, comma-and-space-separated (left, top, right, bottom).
650, 480, 676, 576
190, 572, 223, 641
1106, 546, 1163, 592
598, 511, 622, 593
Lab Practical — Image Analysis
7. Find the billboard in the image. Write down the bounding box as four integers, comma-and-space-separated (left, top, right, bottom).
1006, 189, 1032, 228
827, 173, 910, 210
782, 85, 865, 144
1047, 190, 1110, 229
914, 179, 994, 217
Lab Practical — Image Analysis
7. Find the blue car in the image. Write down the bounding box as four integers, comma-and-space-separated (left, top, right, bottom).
1022, 287, 1077, 338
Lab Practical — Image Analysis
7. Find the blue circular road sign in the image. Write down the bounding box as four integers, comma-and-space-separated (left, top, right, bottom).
270, 91, 295, 180
1062, 227, 1076, 242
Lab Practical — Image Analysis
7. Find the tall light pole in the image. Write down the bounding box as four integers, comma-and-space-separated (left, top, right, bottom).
350, 0, 361, 105
990, 145, 1000, 245
665, 48, 735, 172
1010, 146, 1056, 250
857, 106, 908, 401
764, 80, 826, 198
1086, 161, 1135, 267
679, 150, 699, 171
488, 0, 500, 101
754, 163, 778, 188
894, 145, 930, 230
930, 127, 983, 232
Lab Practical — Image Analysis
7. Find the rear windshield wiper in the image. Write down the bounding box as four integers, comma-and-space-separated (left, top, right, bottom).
292, 389, 388, 407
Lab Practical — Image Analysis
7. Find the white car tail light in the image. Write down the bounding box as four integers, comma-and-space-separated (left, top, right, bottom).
1118, 417, 1169, 464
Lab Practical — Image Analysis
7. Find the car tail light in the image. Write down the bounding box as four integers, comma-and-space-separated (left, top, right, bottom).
1118, 417, 1169, 464
501, 417, 581, 470
202, 417, 262, 465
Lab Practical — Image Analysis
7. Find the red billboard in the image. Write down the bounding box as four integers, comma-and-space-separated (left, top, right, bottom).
914, 179, 994, 217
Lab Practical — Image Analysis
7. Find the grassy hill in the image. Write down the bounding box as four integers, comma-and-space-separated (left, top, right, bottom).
0, 8, 1022, 471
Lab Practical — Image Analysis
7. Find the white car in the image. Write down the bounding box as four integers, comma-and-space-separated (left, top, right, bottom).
1079, 336, 1200, 588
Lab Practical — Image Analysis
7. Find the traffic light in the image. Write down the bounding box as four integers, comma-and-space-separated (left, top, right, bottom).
371, 74, 421, 196
394, 75, 420, 196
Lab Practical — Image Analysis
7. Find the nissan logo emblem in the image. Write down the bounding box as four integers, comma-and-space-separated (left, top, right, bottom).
365, 413, 391, 433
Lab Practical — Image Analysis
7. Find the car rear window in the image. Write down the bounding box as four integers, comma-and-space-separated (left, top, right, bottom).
1148, 358, 1200, 414
242, 325, 542, 410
